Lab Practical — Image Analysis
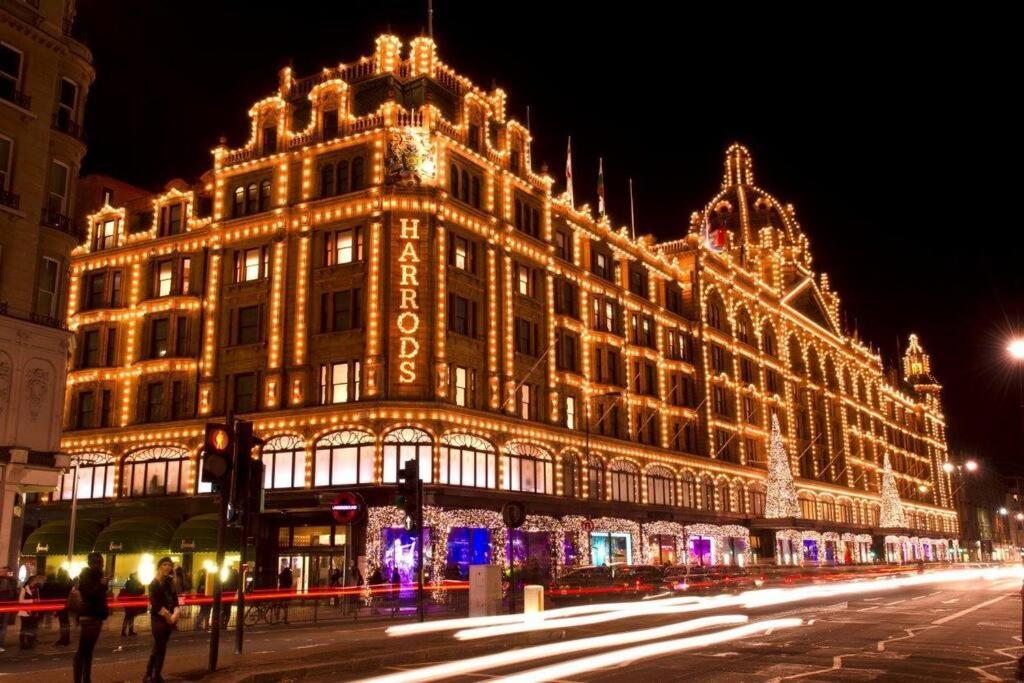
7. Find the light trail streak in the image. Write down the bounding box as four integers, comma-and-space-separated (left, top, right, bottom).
359, 615, 748, 683
493, 618, 804, 683
454, 595, 740, 641
386, 596, 702, 637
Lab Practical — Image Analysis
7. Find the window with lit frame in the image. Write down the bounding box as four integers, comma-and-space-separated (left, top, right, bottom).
314, 430, 375, 487
319, 360, 361, 405
260, 435, 307, 490
55, 454, 116, 501
502, 442, 553, 494
645, 466, 676, 506
439, 434, 496, 489
381, 427, 433, 484
121, 447, 190, 498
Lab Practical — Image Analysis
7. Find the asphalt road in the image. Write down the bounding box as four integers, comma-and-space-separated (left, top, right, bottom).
0, 571, 1021, 681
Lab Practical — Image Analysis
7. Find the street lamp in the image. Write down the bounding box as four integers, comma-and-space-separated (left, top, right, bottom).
965, 460, 978, 472
1000, 507, 1009, 516
1008, 338, 1024, 360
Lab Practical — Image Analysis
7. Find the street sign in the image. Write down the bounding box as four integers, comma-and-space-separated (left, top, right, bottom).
331, 491, 366, 525
502, 501, 526, 529
581, 519, 594, 533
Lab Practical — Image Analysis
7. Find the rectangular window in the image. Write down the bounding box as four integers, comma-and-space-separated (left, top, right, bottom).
451, 365, 475, 407
330, 288, 361, 331
47, 160, 70, 215
150, 318, 170, 358
100, 390, 112, 428
518, 384, 532, 420
711, 344, 727, 373
170, 381, 185, 420
0, 135, 12, 191
325, 227, 364, 265
236, 305, 261, 345
146, 383, 164, 422
81, 330, 100, 367
319, 360, 361, 404
604, 301, 615, 333
34, 257, 60, 318
516, 264, 531, 296
448, 295, 476, 337
554, 230, 571, 261
158, 203, 183, 236
56, 78, 78, 129
156, 261, 173, 297
104, 327, 117, 366
450, 235, 472, 272
85, 272, 105, 309
514, 318, 537, 356
262, 126, 277, 154
0, 43, 24, 103
565, 395, 577, 430
322, 109, 338, 139
235, 246, 269, 282
233, 373, 258, 413
76, 391, 94, 429
175, 318, 188, 355
95, 219, 116, 250
110, 271, 122, 307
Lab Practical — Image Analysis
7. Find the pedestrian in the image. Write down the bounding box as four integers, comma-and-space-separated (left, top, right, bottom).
389, 567, 400, 615
173, 566, 191, 595
329, 567, 341, 607
17, 574, 42, 649
277, 563, 293, 624
53, 567, 72, 646
73, 552, 109, 683
119, 572, 144, 637
144, 557, 179, 683
350, 560, 363, 587
193, 569, 210, 631
221, 565, 239, 629
0, 565, 17, 654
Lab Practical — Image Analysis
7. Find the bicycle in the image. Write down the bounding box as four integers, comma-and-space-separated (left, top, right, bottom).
243, 600, 284, 626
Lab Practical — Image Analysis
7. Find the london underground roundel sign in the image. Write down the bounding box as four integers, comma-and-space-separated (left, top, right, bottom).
330, 491, 366, 525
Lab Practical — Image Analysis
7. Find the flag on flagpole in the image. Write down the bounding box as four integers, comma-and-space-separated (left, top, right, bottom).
628, 177, 636, 240
597, 157, 606, 216
565, 137, 574, 209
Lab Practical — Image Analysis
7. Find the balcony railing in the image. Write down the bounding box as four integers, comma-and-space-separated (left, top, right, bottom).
40, 207, 83, 241
0, 85, 31, 110
52, 113, 85, 140
0, 302, 68, 331
0, 189, 19, 210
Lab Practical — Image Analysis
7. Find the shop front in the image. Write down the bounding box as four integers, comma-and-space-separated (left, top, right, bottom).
92, 516, 178, 586
684, 524, 751, 566
20, 518, 103, 578
275, 521, 351, 591
170, 513, 241, 590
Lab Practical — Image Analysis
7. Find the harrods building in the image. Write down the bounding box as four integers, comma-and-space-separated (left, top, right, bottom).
21, 35, 959, 589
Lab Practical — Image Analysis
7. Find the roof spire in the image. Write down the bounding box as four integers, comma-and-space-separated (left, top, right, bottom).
723, 143, 754, 188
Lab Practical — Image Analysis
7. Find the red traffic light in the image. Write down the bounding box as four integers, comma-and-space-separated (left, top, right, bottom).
205, 423, 232, 455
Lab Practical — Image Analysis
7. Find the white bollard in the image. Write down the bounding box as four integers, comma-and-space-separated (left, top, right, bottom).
523, 584, 544, 621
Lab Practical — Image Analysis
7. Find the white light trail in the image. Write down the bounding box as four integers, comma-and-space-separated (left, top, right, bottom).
359, 615, 749, 683
493, 618, 804, 683
386, 595, 702, 637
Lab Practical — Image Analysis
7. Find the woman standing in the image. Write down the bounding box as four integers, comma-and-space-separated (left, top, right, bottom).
17, 574, 42, 649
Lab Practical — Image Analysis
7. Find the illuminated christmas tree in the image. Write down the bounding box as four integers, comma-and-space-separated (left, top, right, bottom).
879, 452, 906, 528
765, 413, 800, 518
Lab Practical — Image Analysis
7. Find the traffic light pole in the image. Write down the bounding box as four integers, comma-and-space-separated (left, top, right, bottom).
416, 478, 424, 623
208, 413, 233, 672
235, 511, 247, 654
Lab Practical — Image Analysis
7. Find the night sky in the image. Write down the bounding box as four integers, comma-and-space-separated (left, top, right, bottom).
75, 2, 1022, 473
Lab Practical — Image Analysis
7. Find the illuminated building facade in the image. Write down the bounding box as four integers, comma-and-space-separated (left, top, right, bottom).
25, 35, 957, 587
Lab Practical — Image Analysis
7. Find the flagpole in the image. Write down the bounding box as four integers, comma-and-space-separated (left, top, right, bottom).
526, 106, 530, 132
597, 157, 606, 217
565, 136, 574, 210
628, 177, 636, 240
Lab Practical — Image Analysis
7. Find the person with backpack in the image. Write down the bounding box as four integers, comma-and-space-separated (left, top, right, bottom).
119, 572, 144, 637
73, 553, 109, 683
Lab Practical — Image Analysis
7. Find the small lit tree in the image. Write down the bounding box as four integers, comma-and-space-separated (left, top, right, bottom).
879, 452, 906, 528
765, 413, 800, 518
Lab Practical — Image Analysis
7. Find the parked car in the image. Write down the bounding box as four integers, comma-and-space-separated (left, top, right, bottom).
661, 565, 764, 594
549, 564, 666, 601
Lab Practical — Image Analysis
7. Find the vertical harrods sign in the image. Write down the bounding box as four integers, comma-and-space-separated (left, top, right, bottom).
390, 216, 431, 397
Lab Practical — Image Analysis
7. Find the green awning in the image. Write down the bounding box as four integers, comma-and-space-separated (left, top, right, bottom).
93, 516, 177, 554
22, 519, 103, 556
170, 513, 239, 553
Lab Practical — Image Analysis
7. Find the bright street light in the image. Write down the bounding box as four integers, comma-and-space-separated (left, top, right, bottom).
1008, 338, 1024, 360
1017, 513, 1024, 521
943, 462, 954, 474
999, 507, 1009, 515
965, 460, 978, 472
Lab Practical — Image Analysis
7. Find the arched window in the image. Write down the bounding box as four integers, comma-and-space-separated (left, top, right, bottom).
471, 176, 481, 208
858, 376, 868, 403
245, 183, 258, 215
351, 156, 365, 191
460, 170, 470, 203
609, 460, 640, 503
562, 453, 581, 498
645, 465, 675, 506
587, 455, 605, 500
749, 483, 766, 517
337, 160, 350, 194
258, 179, 272, 212
681, 472, 697, 508
807, 346, 823, 385
788, 336, 805, 375
837, 500, 853, 523
762, 323, 777, 357
717, 479, 732, 512
702, 477, 716, 511
799, 494, 818, 519
319, 164, 334, 198
56, 453, 115, 501
824, 356, 839, 391
382, 427, 431, 484
121, 446, 190, 498
732, 481, 746, 515
232, 187, 245, 218
706, 292, 726, 332
439, 433, 496, 489
449, 163, 459, 196
315, 430, 375, 486
261, 435, 307, 489
502, 442, 553, 494
736, 308, 753, 345
819, 496, 836, 522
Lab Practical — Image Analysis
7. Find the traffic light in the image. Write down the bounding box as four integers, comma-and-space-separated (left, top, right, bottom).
396, 459, 419, 532
232, 419, 265, 516
202, 422, 234, 491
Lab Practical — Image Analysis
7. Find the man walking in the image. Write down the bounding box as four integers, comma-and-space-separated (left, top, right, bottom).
74, 553, 109, 683
145, 557, 179, 683
277, 562, 293, 624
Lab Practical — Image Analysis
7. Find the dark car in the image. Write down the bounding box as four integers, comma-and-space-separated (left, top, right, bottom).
661, 565, 764, 594
550, 566, 614, 597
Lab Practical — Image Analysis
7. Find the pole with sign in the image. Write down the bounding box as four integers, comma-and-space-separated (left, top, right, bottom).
502, 502, 526, 613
